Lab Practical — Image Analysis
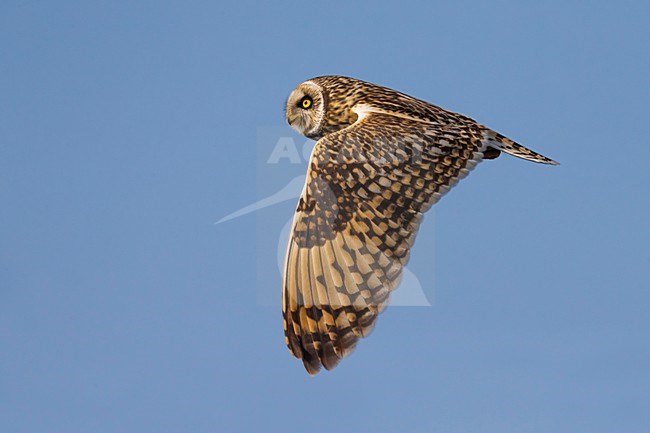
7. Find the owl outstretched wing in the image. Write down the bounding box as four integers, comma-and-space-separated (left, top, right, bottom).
281, 108, 549, 374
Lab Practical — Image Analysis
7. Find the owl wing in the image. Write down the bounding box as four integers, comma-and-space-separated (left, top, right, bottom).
282, 109, 489, 374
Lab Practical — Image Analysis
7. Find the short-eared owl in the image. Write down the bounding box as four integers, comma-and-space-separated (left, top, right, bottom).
283, 76, 557, 374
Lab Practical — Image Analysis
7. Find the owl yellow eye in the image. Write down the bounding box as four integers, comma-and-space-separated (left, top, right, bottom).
300, 96, 313, 109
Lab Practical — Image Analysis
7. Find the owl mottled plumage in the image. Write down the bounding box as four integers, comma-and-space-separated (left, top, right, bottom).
283, 76, 557, 374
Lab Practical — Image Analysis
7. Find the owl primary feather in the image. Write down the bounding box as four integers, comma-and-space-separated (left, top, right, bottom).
282, 75, 557, 375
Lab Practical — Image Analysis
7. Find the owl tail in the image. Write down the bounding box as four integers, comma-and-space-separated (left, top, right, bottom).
483, 129, 559, 165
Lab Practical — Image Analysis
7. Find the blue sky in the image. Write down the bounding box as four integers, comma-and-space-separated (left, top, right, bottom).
1, 1, 649, 432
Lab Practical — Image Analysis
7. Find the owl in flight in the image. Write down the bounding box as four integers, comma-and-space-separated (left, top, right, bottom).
283, 76, 557, 374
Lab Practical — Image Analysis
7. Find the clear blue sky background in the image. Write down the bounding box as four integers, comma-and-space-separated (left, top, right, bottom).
2, 1, 649, 432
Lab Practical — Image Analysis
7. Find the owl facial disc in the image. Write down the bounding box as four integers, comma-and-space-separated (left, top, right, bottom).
285, 81, 325, 138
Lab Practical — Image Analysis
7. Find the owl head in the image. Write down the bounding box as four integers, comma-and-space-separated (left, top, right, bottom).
286, 76, 370, 139
285, 81, 327, 139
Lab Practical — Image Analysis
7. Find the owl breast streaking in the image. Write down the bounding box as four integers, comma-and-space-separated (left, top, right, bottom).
282, 76, 557, 375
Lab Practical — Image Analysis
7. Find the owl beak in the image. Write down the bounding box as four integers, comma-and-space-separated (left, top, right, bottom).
287, 115, 297, 125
